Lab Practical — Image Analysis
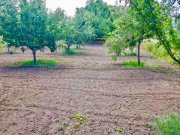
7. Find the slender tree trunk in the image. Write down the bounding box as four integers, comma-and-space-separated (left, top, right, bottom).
137, 42, 141, 65
66, 44, 71, 52
76, 44, 80, 49
137, 35, 144, 65
156, 32, 180, 64
32, 51, 37, 65
8, 46, 10, 53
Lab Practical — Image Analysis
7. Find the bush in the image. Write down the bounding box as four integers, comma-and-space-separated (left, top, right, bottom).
122, 60, 145, 68
142, 40, 175, 63
56, 40, 67, 50
62, 49, 77, 56
153, 113, 180, 135
125, 52, 137, 56
0, 36, 7, 52
14, 59, 60, 67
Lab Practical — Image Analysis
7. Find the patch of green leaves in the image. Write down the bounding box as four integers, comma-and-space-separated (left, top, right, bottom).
143, 41, 174, 63
153, 113, 180, 135
122, 60, 145, 68
125, 52, 137, 56
62, 49, 77, 56
71, 113, 86, 123
71, 113, 89, 128
14, 59, 60, 67
115, 127, 124, 134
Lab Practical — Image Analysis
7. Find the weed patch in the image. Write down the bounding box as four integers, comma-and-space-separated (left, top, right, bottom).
13, 59, 60, 67
122, 60, 145, 68
115, 127, 124, 134
62, 49, 78, 56
152, 113, 180, 135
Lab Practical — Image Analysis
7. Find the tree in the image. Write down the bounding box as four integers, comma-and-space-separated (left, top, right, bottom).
106, 7, 145, 65
130, 0, 180, 64
19, 0, 56, 64
47, 8, 67, 41
73, 8, 95, 47
84, 0, 114, 40
0, 0, 19, 52
108, 0, 180, 64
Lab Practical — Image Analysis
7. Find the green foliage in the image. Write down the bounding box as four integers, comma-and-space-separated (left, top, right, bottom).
106, 7, 140, 56
71, 113, 88, 128
115, 127, 124, 134
0, 36, 7, 52
71, 113, 86, 122
143, 40, 173, 63
84, 0, 114, 39
125, 52, 137, 56
14, 59, 60, 67
153, 113, 180, 135
122, 61, 145, 68
0, 0, 19, 47
0, 0, 56, 64
47, 8, 67, 41
56, 40, 67, 50
19, 0, 56, 51
107, 0, 180, 64
62, 49, 77, 56
130, 0, 180, 64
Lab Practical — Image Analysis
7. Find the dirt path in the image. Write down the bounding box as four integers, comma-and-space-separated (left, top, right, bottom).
0, 44, 179, 135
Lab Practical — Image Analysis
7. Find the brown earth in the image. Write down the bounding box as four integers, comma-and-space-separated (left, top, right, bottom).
0, 44, 180, 135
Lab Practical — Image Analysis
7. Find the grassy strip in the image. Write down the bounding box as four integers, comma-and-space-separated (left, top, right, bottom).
152, 113, 180, 135
62, 49, 78, 56
14, 59, 60, 67
122, 60, 145, 69
142, 40, 178, 64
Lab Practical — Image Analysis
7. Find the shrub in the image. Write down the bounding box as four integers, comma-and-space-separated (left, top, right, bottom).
0, 36, 7, 52
56, 40, 67, 50
115, 127, 124, 134
62, 49, 77, 56
142, 40, 175, 63
153, 113, 180, 135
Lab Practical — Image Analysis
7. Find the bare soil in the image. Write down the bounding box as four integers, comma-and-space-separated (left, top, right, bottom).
0, 44, 179, 135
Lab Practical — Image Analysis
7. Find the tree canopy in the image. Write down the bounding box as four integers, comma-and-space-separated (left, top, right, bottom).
0, 0, 56, 64
0, 0, 179, 64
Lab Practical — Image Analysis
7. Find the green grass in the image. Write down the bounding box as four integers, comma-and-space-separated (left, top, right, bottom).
153, 113, 180, 135
115, 127, 124, 134
14, 59, 60, 67
70, 113, 89, 128
71, 113, 86, 123
142, 40, 178, 64
62, 49, 77, 56
122, 60, 145, 68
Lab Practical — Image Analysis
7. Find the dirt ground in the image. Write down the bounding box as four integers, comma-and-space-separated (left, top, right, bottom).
0, 44, 179, 135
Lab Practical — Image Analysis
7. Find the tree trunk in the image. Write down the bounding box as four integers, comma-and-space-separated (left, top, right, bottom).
32, 51, 37, 65
66, 44, 71, 52
76, 44, 80, 49
137, 35, 144, 65
8, 46, 10, 53
137, 42, 141, 65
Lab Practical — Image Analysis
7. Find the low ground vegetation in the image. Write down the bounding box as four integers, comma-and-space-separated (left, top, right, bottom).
153, 113, 180, 135
13, 59, 60, 67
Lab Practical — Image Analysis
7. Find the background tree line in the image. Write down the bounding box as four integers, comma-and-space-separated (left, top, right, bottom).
106, 0, 180, 64
0, 0, 179, 64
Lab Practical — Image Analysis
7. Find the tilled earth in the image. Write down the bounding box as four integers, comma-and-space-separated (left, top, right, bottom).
0, 44, 179, 135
